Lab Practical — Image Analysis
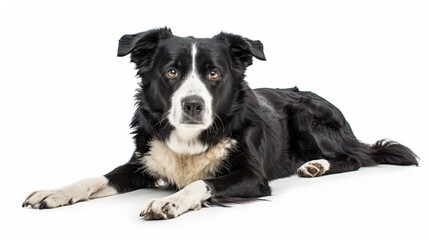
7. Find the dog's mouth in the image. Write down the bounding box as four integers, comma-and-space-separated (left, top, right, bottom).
180, 118, 204, 125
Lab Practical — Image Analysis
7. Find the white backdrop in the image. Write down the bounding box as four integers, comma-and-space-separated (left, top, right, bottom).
1, 0, 428, 239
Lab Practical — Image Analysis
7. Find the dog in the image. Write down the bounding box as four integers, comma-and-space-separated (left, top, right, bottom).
22, 27, 418, 220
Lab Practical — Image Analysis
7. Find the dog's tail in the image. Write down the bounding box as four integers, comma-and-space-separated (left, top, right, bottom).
364, 139, 418, 166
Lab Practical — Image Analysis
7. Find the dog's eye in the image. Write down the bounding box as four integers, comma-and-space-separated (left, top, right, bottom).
208, 70, 221, 80
166, 69, 178, 79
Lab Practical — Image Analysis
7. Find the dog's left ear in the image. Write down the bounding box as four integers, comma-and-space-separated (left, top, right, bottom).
214, 32, 266, 69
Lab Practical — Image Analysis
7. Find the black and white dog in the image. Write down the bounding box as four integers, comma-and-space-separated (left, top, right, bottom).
23, 28, 418, 220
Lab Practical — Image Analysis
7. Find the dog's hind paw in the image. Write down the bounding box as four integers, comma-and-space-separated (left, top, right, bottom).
297, 159, 330, 177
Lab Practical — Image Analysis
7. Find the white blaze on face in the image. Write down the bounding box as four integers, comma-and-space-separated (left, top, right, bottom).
167, 43, 213, 143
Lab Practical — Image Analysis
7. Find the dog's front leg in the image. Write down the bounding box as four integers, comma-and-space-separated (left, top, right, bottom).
22, 176, 117, 209
23, 155, 156, 209
141, 168, 271, 220
140, 180, 211, 220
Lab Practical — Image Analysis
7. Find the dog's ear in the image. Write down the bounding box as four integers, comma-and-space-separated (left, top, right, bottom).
214, 32, 266, 69
117, 27, 173, 69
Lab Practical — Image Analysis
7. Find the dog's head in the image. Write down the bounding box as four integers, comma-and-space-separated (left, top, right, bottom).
118, 27, 265, 145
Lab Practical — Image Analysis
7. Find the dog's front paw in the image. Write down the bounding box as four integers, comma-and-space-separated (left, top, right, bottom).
140, 197, 202, 220
139, 198, 180, 220
139, 180, 211, 220
22, 190, 74, 209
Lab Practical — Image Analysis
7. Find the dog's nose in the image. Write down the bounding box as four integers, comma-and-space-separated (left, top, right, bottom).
182, 95, 204, 117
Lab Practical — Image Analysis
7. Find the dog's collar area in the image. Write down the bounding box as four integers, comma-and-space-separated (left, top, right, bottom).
166, 129, 209, 155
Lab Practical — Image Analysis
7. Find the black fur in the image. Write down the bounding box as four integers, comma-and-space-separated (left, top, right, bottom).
103, 27, 419, 203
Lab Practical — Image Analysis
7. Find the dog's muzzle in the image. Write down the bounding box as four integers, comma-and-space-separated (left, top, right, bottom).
181, 95, 204, 124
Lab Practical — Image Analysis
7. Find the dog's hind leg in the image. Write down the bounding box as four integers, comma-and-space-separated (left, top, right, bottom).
292, 102, 417, 178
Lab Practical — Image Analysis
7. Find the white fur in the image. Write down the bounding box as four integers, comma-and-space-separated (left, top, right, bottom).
167, 44, 213, 140
298, 159, 330, 177
142, 138, 236, 189
141, 180, 211, 220
23, 176, 117, 208
166, 129, 208, 155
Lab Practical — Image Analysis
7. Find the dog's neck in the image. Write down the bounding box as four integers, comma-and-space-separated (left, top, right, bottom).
166, 128, 208, 155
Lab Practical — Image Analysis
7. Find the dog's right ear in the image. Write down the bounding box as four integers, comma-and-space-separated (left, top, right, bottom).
117, 27, 173, 69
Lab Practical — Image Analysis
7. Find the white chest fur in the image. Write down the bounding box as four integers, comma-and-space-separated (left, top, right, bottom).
141, 138, 236, 189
